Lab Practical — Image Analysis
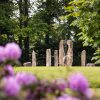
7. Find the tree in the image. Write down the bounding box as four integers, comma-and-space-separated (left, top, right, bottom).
29, 0, 94, 65
28, 0, 75, 65
0, 0, 96, 65
66, 0, 100, 64
15, 0, 30, 62
0, 0, 16, 43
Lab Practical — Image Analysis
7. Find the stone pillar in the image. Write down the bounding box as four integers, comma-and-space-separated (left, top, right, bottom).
66, 40, 73, 66
32, 50, 36, 66
81, 50, 86, 66
54, 50, 58, 66
59, 40, 65, 66
86, 63, 95, 66
23, 62, 32, 66
46, 49, 51, 66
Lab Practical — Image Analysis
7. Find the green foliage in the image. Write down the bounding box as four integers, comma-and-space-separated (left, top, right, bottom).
0, 0, 16, 35
66, 0, 100, 47
66, 0, 100, 64
92, 49, 100, 64
34, 0, 74, 41
0, 0, 96, 65
29, 12, 49, 43
28, 0, 76, 65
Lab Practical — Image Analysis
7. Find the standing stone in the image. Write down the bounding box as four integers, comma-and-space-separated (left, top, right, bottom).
46, 49, 51, 66
32, 50, 36, 66
81, 50, 86, 66
66, 40, 73, 66
86, 63, 95, 66
63, 55, 67, 66
59, 40, 65, 66
23, 62, 32, 66
54, 50, 58, 66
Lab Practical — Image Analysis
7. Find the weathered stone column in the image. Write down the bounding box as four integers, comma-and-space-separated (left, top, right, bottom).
59, 40, 65, 66
46, 49, 51, 66
32, 50, 36, 66
54, 50, 58, 66
81, 50, 86, 66
66, 40, 73, 66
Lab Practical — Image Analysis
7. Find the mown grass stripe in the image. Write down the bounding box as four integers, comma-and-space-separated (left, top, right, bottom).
14, 67, 100, 88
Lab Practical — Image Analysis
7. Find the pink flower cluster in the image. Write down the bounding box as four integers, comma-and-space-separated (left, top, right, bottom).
0, 43, 94, 100
1, 70, 93, 100
0, 42, 21, 62
68, 73, 89, 94
2, 72, 37, 97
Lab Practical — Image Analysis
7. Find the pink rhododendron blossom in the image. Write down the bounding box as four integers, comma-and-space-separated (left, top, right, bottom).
57, 94, 79, 100
5, 42, 21, 60
84, 89, 93, 99
68, 73, 89, 93
55, 78, 67, 91
3, 65, 14, 76
16, 72, 37, 86
3, 77, 21, 96
0, 42, 94, 99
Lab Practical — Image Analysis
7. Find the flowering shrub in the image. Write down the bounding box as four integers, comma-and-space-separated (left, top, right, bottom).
0, 43, 95, 100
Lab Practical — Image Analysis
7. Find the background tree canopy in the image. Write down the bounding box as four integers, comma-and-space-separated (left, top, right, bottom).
0, 0, 99, 65
66, 0, 100, 64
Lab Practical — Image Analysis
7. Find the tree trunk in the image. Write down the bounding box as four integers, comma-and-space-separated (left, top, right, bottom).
24, 36, 29, 61
18, 0, 30, 63
18, 36, 22, 48
18, 0, 23, 28
23, 0, 29, 62
23, 0, 29, 27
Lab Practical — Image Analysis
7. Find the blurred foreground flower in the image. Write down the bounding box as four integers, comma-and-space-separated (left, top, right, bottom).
84, 89, 94, 99
16, 72, 37, 86
57, 94, 79, 100
5, 42, 21, 61
55, 78, 67, 91
68, 73, 89, 94
3, 77, 21, 96
0, 43, 95, 100
2, 65, 14, 76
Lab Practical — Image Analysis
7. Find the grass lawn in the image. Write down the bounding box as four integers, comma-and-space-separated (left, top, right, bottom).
15, 67, 100, 88
15, 67, 100, 98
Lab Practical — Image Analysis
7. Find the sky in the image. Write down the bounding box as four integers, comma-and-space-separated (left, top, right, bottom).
13, 0, 37, 18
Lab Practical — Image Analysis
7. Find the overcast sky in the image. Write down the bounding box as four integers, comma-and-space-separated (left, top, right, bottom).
13, 0, 37, 18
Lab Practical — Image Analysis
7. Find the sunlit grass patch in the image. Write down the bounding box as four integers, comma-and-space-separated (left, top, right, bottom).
14, 67, 100, 88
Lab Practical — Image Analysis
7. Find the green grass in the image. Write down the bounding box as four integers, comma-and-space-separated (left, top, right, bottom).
14, 67, 100, 88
